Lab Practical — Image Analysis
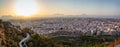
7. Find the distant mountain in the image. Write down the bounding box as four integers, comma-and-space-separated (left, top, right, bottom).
112, 15, 120, 19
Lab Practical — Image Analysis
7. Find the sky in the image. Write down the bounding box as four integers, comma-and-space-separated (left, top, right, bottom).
0, 0, 120, 17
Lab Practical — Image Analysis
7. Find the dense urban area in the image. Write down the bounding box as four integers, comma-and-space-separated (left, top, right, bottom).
10, 18, 120, 36
1, 17, 120, 47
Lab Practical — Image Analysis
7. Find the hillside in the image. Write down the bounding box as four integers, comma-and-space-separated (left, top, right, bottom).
0, 20, 64, 47
107, 38, 120, 47
0, 19, 120, 47
0, 20, 23, 47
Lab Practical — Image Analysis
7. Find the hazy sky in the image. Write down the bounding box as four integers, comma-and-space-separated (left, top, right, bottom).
0, 0, 120, 16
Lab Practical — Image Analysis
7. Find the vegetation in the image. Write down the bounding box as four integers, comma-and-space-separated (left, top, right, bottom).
0, 20, 64, 47
52, 35, 117, 47
0, 20, 120, 47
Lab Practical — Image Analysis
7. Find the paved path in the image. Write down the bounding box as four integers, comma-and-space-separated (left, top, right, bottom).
10, 25, 30, 47
19, 33, 30, 47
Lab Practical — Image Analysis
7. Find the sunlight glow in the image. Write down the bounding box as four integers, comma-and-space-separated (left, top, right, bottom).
14, 0, 38, 16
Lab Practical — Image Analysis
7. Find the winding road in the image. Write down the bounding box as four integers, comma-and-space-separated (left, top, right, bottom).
10, 24, 30, 47
19, 33, 30, 47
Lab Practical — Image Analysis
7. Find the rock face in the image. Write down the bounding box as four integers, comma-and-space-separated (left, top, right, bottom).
0, 20, 23, 47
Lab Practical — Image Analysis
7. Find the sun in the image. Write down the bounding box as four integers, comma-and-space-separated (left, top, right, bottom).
14, 0, 38, 16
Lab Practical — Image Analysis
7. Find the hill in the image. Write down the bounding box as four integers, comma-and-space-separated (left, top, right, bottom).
0, 20, 64, 47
